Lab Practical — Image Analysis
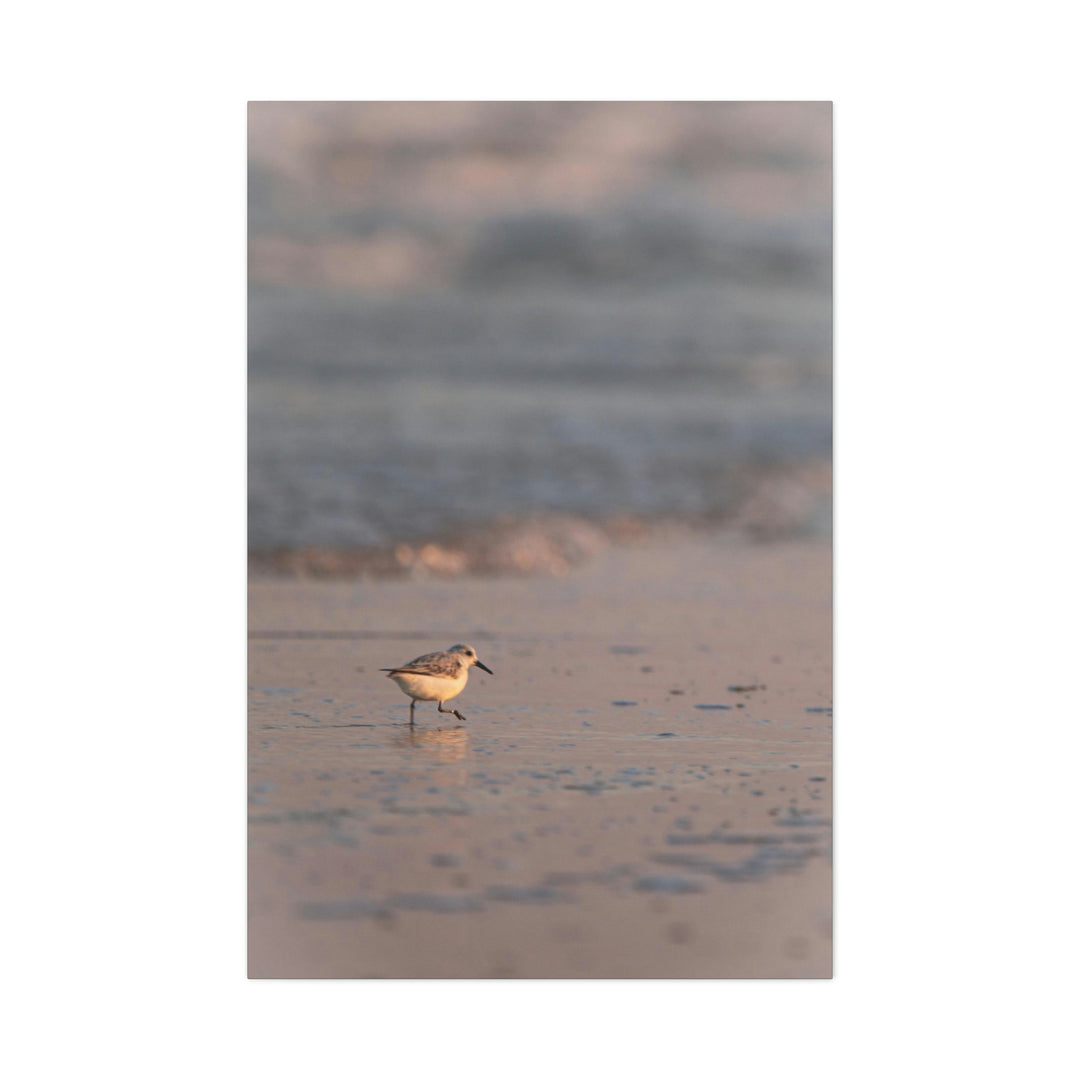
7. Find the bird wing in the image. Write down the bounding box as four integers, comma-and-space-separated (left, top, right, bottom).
379, 651, 462, 679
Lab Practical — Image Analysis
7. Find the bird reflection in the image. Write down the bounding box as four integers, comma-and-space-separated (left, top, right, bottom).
394, 726, 469, 763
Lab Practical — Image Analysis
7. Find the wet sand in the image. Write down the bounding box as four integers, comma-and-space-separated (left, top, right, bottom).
248, 533, 832, 978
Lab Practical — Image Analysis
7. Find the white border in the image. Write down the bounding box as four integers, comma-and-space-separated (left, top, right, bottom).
6, 3, 1077, 1077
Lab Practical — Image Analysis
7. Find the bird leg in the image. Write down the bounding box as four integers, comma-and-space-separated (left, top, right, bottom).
438, 701, 466, 722
409, 699, 416, 726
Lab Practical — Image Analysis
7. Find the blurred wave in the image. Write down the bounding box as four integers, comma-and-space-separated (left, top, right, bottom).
249, 102, 831, 552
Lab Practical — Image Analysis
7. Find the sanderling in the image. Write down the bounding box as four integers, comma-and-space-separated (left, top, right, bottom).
380, 643, 494, 725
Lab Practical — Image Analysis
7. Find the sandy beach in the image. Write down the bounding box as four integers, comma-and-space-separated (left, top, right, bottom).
248, 531, 832, 978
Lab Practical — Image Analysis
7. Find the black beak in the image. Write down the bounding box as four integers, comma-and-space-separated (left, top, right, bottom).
476, 660, 493, 675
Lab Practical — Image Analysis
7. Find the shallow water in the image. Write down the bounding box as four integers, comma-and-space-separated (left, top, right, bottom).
247, 459, 832, 978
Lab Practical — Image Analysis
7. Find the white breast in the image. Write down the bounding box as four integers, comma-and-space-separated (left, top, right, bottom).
389, 668, 468, 703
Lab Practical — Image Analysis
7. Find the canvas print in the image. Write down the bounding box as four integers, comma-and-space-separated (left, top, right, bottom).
248, 101, 832, 978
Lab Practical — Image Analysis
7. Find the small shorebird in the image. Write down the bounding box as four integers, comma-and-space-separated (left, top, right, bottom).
380, 643, 493, 725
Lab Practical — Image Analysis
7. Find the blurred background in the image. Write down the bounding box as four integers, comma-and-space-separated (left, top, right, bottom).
248, 102, 831, 574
